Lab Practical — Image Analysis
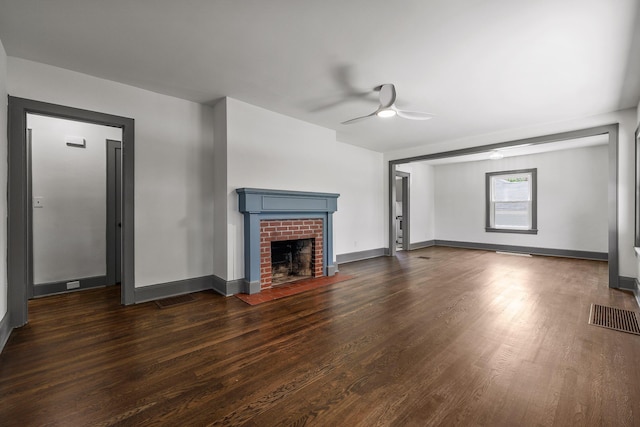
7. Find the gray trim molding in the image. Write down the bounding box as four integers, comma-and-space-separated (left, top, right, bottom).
635, 124, 640, 247
8, 96, 136, 328
635, 279, 640, 310
134, 275, 213, 303
409, 240, 436, 250
485, 228, 538, 235
434, 240, 608, 261
236, 188, 340, 294
212, 276, 245, 296
618, 276, 636, 291
388, 124, 619, 289
337, 248, 387, 264
0, 313, 11, 354
485, 168, 538, 234
33, 275, 108, 297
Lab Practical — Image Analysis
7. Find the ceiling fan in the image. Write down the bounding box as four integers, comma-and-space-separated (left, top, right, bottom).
341, 83, 433, 125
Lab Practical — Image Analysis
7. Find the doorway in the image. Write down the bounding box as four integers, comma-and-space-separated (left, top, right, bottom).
387, 124, 620, 288
26, 114, 122, 297
8, 97, 135, 328
394, 171, 410, 251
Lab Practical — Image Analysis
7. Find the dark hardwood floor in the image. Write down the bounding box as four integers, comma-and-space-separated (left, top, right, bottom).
1, 247, 639, 426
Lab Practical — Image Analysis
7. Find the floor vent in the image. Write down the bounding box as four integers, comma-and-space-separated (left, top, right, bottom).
155, 294, 197, 309
588, 304, 640, 335
418, 256, 431, 260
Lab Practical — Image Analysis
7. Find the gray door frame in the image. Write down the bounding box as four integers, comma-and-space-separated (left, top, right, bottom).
106, 139, 122, 286
8, 97, 136, 328
387, 124, 620, 288
25, 129, 33, 299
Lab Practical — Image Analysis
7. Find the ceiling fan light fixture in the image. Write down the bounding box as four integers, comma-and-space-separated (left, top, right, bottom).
489, 150, 504, 160
376, 109, 396, 118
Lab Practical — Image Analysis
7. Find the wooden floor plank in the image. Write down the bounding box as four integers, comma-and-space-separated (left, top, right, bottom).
1, 247, 639, 426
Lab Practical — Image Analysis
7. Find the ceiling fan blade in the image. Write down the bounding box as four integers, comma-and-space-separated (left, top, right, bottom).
378, 84, 396, 108
341, 111, 377, 125
395, 109, 434, 121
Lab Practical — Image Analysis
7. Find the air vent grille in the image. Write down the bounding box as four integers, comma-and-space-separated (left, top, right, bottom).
588, 304, 640, 335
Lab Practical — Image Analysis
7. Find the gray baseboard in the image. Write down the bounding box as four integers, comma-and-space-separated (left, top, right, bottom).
618, 276, 637, 291
33, 275, 108, 297
434, 240, 608, 261
134, 275, 213, 303
327, 264, 338, 276
212, 275, 246, 296
0, 312, 11, 354
336, 248, 387, 264
635, 279, 640, 310
409, 240, 436, 250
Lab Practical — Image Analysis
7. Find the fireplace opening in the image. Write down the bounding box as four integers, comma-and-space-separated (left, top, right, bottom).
270, 239, 313, 285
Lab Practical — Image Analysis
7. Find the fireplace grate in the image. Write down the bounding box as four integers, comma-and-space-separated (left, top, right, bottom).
588, 304, 640, 335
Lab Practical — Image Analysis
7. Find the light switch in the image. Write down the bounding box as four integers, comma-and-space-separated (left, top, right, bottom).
33, 197, 44, 208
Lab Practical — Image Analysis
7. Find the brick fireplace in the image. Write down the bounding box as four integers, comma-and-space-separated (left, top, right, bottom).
260, 219, 323, 288
236, 188, 339, 294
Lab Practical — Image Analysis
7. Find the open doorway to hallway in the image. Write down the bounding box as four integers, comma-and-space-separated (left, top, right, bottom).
27, 114, 122, 298
8, 96, 135, 328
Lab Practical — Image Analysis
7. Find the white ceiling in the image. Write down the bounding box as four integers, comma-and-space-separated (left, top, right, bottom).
0, 0, 638, 153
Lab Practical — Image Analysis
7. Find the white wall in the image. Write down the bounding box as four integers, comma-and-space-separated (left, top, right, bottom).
0, 39, 8, 320
223, 97, 384, 281
385, 108, 638, 277
434, 145, 608, 252
8, 58, 214, 287
396, 162, 435, 244
29, 115, 122, 283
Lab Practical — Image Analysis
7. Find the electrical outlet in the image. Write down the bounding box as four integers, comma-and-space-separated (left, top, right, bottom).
66, 280, 80, 289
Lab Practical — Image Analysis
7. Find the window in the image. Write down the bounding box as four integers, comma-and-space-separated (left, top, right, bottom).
486, 169, 537, 234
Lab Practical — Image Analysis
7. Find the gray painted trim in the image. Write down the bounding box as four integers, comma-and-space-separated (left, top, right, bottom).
134, 275, 213, 303
388, 124, 619, 289
635, 124, 640, 247
0, 313, 11, 355
33, 275, 108, 297
388, 162, 396, 257
635, 279, 640, 310
336, 248, 387, 264
236, 188, 339, 213
607, 124, 619, 288
434, 240, 608, 261
211, 276, 245, 296
26, 129, 33, 299
327, 264, 338, 276
409, 240, 436, 250
8, 96, 135, 328
106, 140, 121, 287
485, 228, 538, 235
485, 168, 537, 234
618, 276, 636, 291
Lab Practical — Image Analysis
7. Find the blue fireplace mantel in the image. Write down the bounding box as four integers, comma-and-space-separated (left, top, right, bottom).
236, 188, 340, 294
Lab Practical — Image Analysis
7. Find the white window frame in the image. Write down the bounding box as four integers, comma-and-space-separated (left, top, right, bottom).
485, 168, 538, 234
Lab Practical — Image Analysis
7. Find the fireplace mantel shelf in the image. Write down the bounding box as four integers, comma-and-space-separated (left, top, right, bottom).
236, 188, 340, 295
237, 188, 339, 214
